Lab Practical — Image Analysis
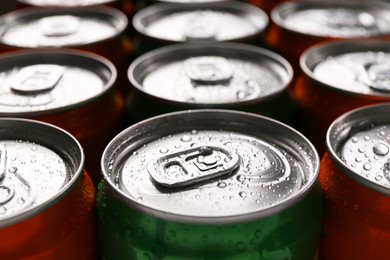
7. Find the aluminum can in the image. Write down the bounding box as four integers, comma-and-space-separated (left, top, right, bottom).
127, 42, 296, 127
0, 118, 97, 259
0, 6, 132, 95
319, 103, 390, 259
132, 1, 269, 56
97, 109, 323, 260
0, 49, 124, 185
294, 39, 390, 155
265, 1, 390, 72
246, 0, 287, 15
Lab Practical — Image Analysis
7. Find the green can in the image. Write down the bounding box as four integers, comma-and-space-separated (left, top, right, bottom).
97, 109, 322, 260
126, 42, 296, 127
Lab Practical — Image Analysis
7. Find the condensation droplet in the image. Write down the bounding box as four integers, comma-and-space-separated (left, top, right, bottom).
217, 181, 227, 188
358, 147, 366, 153
375, 175, 383, 181
355, 157, 362, 163
8, 167, 17, 173
239, 191, 247, 198
373, 143, 389, 156
363, 163, 372, 171
159, 148, 169, 154
191, 130, 198, 135
17, 198, 25, 204
236, 174, 246, 182
181, 135, 192, 142
0, 207, 6, 215
352, 137, 358, 143
364, 136, 370, 141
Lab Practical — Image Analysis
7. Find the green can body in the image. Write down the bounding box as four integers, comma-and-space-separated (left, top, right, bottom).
97, 182, 322, 260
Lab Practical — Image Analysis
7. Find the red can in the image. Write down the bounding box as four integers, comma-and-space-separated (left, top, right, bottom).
0, 118, 97, 259
319, 103, 390, 259
0, 6, 132, 95
0, 49, 124, 185
265, 1, 390, 72
294, 40, 390, 155
246, 0, 287, 15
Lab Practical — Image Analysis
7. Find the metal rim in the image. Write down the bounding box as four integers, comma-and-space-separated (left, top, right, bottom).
128, 42, 293, 106
17, 0, 118, 7
101, 109, 320, 224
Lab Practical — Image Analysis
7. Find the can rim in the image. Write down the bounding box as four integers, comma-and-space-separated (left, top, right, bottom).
132, 1, 269, 42
128, 42, 293, 106
0, 6, 128, 48
271, 0, 390, 39
17, 0, 119, 7
300, 39, 390, 99
101, 109, 320, 224
0, 117, 85, 228
326, 103, 390, 196
0, 48, 117, 117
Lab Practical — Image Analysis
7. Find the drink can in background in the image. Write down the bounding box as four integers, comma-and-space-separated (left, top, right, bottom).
0, 6, 132, 95
319, 103, 390, 259
294, 40, 390, 155
97, 109, 323, 259
132, 1, 269, 56
126, 42, 296, 127
0, 118, 97, 259
265, 1, 390, 72
0, 49, 124, 185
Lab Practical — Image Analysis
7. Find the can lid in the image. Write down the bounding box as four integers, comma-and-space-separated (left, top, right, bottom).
133, 2, 268, 42
301, 40, 390, 98
327, 103, 390, 196
0, 49, 116, 117
0, 118, 84, 228
17, 0, 118, 7
129, 42, 292, 105
0, 7, 127, 48
102, 110, 319, 224
272, 1, 390, 38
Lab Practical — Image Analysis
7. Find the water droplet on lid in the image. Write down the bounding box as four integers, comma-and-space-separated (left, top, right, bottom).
380, 131, 386, 136
191, 130, 198, 135
352, 137, 358, 143
236, 174, 246, 182
358, 147, 366, 153
0, 207, 6, 215
8, 167, 17, 173
373, 143, 389, 156
181, 135, 192, 142
17, 197, 25, 204
239, 191, 247, 198
363, 163, 372, 171
159, 148, 169, 154
132, 151, 139, 156
217, 181, 227, 188
364, 136, 370, 141
375, 175, 383, 181
355, 157, 362, 163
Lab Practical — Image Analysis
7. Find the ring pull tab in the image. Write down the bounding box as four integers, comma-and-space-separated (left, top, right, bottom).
10, 65, 64, 95
184, 11, 218, 41
39, 15, 80, 37
361, 61, 390, 92
184, 56, 233, 86
0, 145, 15, 206
148, 146, 240, 189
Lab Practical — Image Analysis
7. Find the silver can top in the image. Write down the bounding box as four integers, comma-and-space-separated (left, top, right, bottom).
273, 1, 390, 38
0, 118, 84, 227
133, 2, 268, 42
0, 7, 127, 48
327, 103, 390, 196
129, 42, 292, 105
0, 49, 116, 117
302, 40, 390, 98
102, 110, 319, 223
17, 0, 118, 7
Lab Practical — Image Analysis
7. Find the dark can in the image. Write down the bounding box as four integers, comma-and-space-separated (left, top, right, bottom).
265, 1, 390, 72
132, 2, 269, 56
0, 49, 124, 185
246, 0, 287, 15
0, 118, 97, 259
97, 109, 323, 259
0, 6, 132, 94
294, 39, 390, 155
319, 103, 390, 259
127, 42, 296, 126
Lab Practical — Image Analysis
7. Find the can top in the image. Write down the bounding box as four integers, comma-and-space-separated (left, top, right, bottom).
0, 49, 116, 117
327, 103, 390, 196
301, 40, 390, 98
0, 118, 84, 228
133, 2, 268, 43
17, 0, 118, 7
129, 42, 292, 105
102, 109, 319, 224
0, 7, 127, 48
272, 1, 390, 38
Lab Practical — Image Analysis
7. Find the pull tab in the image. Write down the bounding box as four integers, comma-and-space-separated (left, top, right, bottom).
0, 145, 15, 206
362, 61, 390, 92
39, 15, 80, 37
148, 146, 240, 189
10, 65, 64, 94
184, 11, 218, 41
184, 56, 233, 86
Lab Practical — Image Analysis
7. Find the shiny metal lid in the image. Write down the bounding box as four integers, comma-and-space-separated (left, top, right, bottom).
0, 118, 84, 227
272, 1, 390, 38
0, 7, 127, 48
0, 49, 116, 117
133, 2, 268, 42
102, 110, 319, 223
327, 103, 390, 196
129, 42, 292, 105
302, 40, 390, 98
17, 0, 118, 7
